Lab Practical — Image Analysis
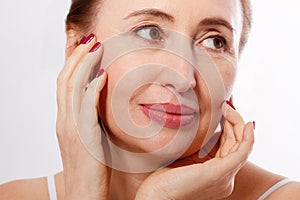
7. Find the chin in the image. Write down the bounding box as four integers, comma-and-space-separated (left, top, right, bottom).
108, 115, 202, 158
102, 96, 206, 159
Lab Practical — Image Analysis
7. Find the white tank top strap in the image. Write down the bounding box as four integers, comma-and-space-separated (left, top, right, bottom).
257, 178, 294, 200
47, 175, 58, 200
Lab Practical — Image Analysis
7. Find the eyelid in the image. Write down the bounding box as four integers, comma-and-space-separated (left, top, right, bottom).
203, 36, 227, 47
131, 23, 167, 45
197, 32, 234, 55
130, 24, 234, 55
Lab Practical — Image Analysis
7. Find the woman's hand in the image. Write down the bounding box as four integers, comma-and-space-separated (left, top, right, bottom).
56, 34, 110, 200
135, 102, 255, 200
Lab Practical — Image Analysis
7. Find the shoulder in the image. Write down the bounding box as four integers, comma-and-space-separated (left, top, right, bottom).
0, 172, 65, 200
266, 181, 300, 199
226, 162, 299, 199
0, 176, 49, 200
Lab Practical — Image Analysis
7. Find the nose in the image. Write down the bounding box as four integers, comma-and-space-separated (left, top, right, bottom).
160, 52, 196, 93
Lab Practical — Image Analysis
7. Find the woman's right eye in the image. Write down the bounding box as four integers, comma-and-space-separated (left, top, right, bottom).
135, 25, 163, 42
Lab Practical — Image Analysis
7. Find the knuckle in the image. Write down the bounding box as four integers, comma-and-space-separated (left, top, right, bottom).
56, 72, 75, 94
241, 150, 250, 161
70, 46, 82, 57
224, 186, 234, 197
56, 72, 68, 86
56, 120, 67, 140
56, 117, 77, 140
222, 180, 235, 198
66, 82, 75, 93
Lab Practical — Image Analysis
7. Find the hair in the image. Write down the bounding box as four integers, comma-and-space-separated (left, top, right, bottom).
240, 0, 252, 52
65, 0, 103, 34
66, 0, 252, 52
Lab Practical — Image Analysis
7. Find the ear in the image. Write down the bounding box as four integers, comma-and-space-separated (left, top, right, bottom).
65, 25, 84, 59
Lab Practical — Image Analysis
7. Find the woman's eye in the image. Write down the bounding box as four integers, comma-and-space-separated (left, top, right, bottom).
201, 37, 225, 50
136, 26, 162, 41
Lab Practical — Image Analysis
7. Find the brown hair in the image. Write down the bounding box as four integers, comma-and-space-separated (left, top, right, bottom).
66, 0, 252, 52
66, 0, 103, 34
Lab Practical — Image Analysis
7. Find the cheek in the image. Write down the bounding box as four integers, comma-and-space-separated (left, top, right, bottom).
220, 63, 237, 98
208, 56, 238, 99
193, 60, 237, 111
97, 58, 166, 152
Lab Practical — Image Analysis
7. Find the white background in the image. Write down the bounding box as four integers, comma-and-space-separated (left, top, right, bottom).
0, 1, 299, 184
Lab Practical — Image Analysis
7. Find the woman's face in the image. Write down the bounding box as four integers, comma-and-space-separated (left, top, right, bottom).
93, 0, 243, 157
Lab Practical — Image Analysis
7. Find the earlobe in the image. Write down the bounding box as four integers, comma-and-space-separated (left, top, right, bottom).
65, 25, 84, 59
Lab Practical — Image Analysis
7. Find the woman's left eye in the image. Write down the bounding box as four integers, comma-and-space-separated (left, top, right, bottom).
135, 26, 163, 41
201, 37, 226, 50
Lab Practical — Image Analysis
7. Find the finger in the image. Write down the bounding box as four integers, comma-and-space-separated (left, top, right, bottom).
218, 120, 237, 158
60, 39, 96, 82
222, 101, 244, 125
57, 36, 97, 91
207, 121, 255, 176
222, 101, 245, 142
80, 71, 107, 127
74, 42, 103, 93
216, 120, 226, 157
57, 36, 97, 114
72, 42, 103, 115
226, 121, 255, 167
154, 123, 254, 199
77, 72, 107, 159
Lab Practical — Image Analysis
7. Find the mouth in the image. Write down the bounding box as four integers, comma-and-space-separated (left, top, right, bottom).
140, 103, 197, 129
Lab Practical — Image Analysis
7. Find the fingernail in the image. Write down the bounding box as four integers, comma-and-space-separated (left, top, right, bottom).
89, 42, 101, 53
226, 100, 236, 110
82, 33, 95, 44
79, 36, 86, 45
96, 69, 105, 78
252, 121, 256, 130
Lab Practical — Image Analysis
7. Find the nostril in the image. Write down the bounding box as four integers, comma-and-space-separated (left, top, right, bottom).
164, 79, 192, 93
158, 65, 196, 93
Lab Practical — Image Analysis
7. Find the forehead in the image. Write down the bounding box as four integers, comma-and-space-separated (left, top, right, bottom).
100, 0, 243, 32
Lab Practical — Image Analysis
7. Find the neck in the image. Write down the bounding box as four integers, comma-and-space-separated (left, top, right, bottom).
109, 169, 151, 200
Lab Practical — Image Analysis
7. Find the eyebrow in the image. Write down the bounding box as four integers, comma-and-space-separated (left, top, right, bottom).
123, 8, 175, 22
124, 8, 234, 33
199, 17, 235, 33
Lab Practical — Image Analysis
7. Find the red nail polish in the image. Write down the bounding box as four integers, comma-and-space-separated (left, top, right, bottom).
79, 36, 86, 45
226, 100, 236, 110
253, 121, 256, 130
82, 33, 95, 44
96, 69, 105, 78
89, 42, 101, 53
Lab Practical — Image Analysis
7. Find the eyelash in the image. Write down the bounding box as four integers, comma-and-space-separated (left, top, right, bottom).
199, 34, 230, 54
132, 24, 231, 54
133, 24, 166, 46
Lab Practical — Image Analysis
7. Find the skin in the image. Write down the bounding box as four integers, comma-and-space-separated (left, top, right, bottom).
1, 0, 300, 199
95, 0, 241, 156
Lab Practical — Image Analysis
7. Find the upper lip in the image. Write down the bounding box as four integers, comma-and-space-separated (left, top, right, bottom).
141, 103, 197, 115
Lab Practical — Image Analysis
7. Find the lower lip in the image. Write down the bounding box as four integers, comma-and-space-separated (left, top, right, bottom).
140, 105, 196, 129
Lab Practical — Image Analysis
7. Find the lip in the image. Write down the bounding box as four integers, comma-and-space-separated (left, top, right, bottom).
140, 103, 197, 129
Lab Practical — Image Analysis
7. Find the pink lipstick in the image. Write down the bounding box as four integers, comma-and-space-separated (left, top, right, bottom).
140, 103, 196, 129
